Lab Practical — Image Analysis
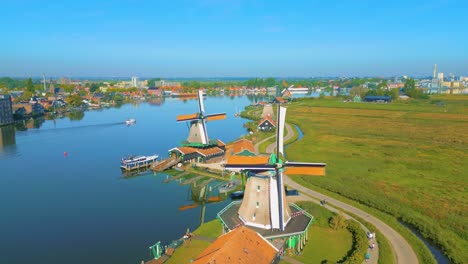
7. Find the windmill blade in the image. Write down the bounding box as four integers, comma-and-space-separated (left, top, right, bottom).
176, 113, 200, 122
198, 90, 205, 114
200, 119, 209, 144
224, 164, 276, 171
224, 156, 272, 168
276, 106, 287, 158
284, 161, 326, 176
276, 169, 285, 231
206, 113, 227, 121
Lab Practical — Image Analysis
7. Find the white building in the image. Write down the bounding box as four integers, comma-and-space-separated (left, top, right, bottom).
131, 76, 139, 88
154, 80, 180, 87
437, 73, 444, 81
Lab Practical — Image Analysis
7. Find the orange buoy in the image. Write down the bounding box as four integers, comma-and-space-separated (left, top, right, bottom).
64, 151, 68, 157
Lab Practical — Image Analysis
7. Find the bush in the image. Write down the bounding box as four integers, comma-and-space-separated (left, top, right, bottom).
329, 213, 347, 230
338, 220, 368, 264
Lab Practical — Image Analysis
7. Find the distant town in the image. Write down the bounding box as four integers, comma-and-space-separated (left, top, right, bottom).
0, 64, 467, 126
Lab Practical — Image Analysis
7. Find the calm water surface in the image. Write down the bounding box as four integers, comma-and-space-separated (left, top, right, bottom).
0, 96, 255, 263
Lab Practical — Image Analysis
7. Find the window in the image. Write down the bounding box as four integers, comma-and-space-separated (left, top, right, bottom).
256, 202, 259, 208
252, 213, 256, 220
257, 185, 260, 192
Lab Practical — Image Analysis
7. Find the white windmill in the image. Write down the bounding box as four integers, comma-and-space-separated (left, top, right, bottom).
224, 105, 326, 231
176, 90, 226, 146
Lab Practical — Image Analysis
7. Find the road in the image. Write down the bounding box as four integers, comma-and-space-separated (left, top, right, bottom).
256, 122, 419, 264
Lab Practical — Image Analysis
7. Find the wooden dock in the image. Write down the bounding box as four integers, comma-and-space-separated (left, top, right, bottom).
198, 178, 216, 187
185, 167, 228, 181
180, 175, 204, 185
163, 171, 190, 183
151, 157, 178, 172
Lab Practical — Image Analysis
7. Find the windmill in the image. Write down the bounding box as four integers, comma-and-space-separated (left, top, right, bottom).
176, 90, 226, 146
224, 105, 326, 231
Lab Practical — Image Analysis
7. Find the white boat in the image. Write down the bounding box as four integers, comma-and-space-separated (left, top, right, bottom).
126, 118, 136, 125
121, 154, 159, 170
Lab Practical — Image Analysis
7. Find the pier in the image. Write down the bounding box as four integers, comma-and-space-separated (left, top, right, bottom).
180, 175, 204, 185
151, 157, 178, 172
163, 171, 190, 183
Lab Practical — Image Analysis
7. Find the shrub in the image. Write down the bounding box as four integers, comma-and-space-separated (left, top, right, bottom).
338, 220, 368, 264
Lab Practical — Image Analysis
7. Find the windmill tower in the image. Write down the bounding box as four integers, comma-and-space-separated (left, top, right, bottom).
261, 104, 274, 119
176, 90, 226, 146
42, 74, 47, 93
223, 106, 326, 231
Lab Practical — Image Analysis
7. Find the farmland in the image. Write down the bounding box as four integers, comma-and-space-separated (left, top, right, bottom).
284, 95, 467, 263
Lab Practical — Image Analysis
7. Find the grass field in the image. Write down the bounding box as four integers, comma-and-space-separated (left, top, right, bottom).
164, 239, 210, 264
290, 201, 354, 263
284, 95, 467, 263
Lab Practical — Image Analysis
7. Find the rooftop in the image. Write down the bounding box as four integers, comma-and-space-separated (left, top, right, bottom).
218, 202, 313, 239
226, 139, 255, 156
258, 115, 276, 127
192, 226, 278, 264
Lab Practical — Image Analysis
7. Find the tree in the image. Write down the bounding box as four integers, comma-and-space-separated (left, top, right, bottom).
264, 77, 276, 87
404, 78, 415, 90
387, 88, 399, 100
90, 83, 99, 93
26, 78, 34, 93
62, 84, 75, 94
65, 94, 84, 107
349, 86, 368, 98
403, 78, 428, 99
19, 90, 32, 102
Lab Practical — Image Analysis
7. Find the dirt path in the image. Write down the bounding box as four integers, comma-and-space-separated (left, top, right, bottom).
254, 134, 275, 154
255, 123, 419, 264
265, 123, 294, 154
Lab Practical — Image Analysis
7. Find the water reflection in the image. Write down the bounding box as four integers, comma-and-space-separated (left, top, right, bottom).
0, 125, 16, 157
182, 182, 228, 226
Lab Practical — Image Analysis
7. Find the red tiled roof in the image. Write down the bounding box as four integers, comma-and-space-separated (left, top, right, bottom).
170, 146, 224, 157
197, 147, 224, 157
226, 139, 255, 155
258, 115, 276, 127
192, 226, 277, 264
216, 139, 226, 147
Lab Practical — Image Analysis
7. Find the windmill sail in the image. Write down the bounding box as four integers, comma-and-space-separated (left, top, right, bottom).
176, 90, 226, 146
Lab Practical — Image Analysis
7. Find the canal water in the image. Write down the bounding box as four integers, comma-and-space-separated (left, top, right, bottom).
0, 95, 257, 264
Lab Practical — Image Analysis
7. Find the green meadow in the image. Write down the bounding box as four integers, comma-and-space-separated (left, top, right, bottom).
284, 95, 467, 264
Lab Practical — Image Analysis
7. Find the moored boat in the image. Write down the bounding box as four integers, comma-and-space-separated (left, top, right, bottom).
230, 191, 244, 199
121, 154, 158, 170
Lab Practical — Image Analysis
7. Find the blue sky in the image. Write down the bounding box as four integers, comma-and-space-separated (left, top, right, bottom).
1, 0, 467, 77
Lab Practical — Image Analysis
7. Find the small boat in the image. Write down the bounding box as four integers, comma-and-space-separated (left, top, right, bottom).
125, 118, 136, 125
230, 191, 244, 200
219, 180, 239, 193
121, 154, 158, 170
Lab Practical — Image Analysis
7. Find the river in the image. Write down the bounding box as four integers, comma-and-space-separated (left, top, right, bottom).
0, 95, 259, 264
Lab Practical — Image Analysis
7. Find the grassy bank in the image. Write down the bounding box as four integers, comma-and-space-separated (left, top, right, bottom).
285, 95, 467, 263
291, 201, 354, 263
165, 220, 222, 264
